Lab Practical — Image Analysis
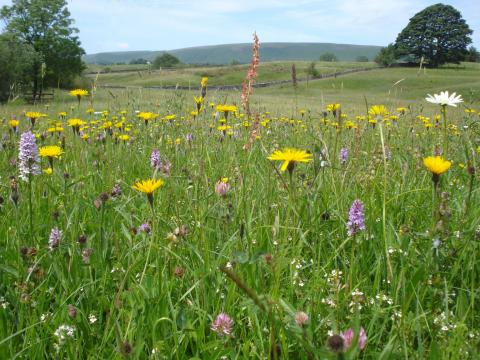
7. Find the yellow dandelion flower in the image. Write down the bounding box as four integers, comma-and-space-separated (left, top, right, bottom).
68, 118, 86, 128
326, 104, 341, 112
267, 148, 313, 172
25, 111, 46, 120
345, 120, 357, 129
201, 77, 208, 88
137, 112, 158, 123
69, 89, 89, 97
164, 114, 176, 121
423, 156, 451, 175
216, 104, 237, 114
368, 105, 388, 117
39, 145, 63, 159
9, 120, 19, 128
132, 179, 164, 194
132, 178, 165, 207
217, 125, 232, 132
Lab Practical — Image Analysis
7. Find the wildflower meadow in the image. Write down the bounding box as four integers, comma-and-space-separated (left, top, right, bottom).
1, 25, 480, 360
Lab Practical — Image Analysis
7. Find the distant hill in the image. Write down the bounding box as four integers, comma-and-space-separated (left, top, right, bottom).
83, 42, 383, 65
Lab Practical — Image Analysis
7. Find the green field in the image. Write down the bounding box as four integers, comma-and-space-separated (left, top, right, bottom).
1, 63, 480, 359
85, 61, 379, 88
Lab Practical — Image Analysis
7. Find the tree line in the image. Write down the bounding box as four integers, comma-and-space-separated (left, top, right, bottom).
0, 0, 85, 102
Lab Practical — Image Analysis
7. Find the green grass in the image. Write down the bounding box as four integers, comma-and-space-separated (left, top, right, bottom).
86, 61, 378, 88
0, 65, 479, 359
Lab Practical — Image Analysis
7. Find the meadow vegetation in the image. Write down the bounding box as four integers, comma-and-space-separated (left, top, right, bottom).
0, 61, 479, 359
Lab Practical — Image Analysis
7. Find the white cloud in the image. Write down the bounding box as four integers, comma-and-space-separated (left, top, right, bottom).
117, 42, 129, 49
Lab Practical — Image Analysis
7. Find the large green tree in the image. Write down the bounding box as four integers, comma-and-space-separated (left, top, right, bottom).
395, 4, 472, 67
0, 33, 37, 101
1, 0, 85, 96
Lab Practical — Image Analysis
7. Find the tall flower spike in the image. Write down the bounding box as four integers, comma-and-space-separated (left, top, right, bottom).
18, 131, 40, 181
48, 227, 63, 249
347, 199, 365, 236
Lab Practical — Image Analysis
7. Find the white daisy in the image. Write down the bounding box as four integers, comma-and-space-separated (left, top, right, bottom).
425, 91, 463, 107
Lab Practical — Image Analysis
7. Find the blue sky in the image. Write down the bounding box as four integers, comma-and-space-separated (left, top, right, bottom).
1, 0, 479, 54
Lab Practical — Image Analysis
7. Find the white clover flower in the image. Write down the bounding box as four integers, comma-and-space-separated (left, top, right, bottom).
426, 91, 463, 107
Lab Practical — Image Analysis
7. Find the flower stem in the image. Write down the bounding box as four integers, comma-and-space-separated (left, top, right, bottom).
442, 105, 448, 156
28, 175, 34, 243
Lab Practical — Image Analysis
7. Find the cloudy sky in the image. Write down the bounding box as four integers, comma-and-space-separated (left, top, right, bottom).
1, 0, 479, 54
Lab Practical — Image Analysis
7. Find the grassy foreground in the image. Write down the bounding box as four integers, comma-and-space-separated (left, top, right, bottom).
0, 65, 480, 359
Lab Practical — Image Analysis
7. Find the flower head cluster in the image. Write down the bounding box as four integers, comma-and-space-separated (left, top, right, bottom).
138, 222, 152, 234
150, 149, 171, 175
49, 227, 63, 249
215, 177, 230, 196
54, 324, 75, 343
341, 327, 367, 351
241, 32, 260, 114
211, 313, 234, 336
339, 147, 349, 164
347, 199, 365, 236
18, 131, 40, 181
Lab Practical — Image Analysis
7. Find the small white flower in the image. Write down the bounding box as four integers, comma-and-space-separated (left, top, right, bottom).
88, 314, 97, 324
425, 91, 463, 107
54, 325, 75, 343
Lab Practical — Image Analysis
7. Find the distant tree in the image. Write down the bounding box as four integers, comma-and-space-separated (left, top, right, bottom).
153, 53, 181, 69
1, 0, 85, 96
319, 52, 338, 62
306, 62, 319, 77
230, 59, 240, 66
305, 62, 319, 88
394, 4, 472, 67
355, 55, 369, 62
374, 44, 397, 67
129, 58, 149, 65
464, 46, 480, 63
0, 33, 36, 101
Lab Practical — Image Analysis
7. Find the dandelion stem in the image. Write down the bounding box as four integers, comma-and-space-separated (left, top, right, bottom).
379, 123, 393, 281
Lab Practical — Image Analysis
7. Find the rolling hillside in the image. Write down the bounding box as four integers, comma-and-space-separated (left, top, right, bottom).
83, 42, 382, 65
